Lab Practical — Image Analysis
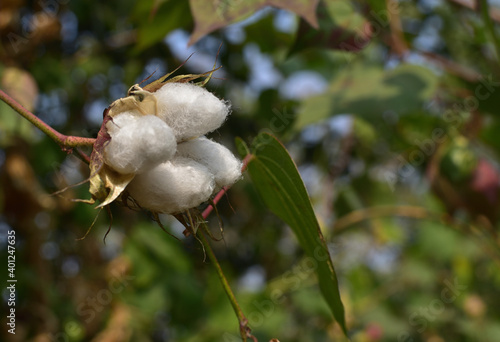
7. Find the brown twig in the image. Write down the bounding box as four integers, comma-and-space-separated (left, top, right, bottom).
333, 205, 432, 233
386, 0, 409, 56
420, 51, 482, 82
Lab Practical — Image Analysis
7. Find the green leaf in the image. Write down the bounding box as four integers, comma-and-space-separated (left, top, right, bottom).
289, 0, 370, 55
132, 0, 192, 53
294, 63, 439, 130
364, 0, 388, 15
481, 117, 500, 157
236, 133, 348, 335
188, 0, 320, 45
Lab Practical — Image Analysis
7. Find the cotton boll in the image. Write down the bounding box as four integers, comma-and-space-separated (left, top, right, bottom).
177, 137, 242, 190
104, 114, 177, 174
106, 111, 137, 136
154, 83, 230, 141
126, 157, 215, 214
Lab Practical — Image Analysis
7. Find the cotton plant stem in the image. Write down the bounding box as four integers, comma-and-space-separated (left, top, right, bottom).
197, 230, 256, 342
198, 153, 256, 341
0, 89, 95, 148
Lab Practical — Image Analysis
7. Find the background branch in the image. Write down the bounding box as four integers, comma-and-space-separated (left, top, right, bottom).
448, 0, 500, 22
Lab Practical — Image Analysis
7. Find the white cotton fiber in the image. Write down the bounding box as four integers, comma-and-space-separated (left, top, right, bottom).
126, 157, 215, 214
176, 137, 242, 190
154, 83, 230, 141
106, 111, 137, 135
104, 113, 177, 174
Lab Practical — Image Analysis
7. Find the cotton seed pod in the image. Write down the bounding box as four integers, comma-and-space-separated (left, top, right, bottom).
176, 136, 242, 191
126, 156, 216, 214
154, 82, 230, 141
104, 112, 177, 175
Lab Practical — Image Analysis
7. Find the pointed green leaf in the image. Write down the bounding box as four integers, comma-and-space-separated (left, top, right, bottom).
237, 133, 347, 335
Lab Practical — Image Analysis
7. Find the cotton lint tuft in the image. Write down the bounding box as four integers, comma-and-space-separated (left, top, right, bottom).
154, 82, 230, 141
177, 137, 242, 190
104, 113, 177, 174
126, 156, 216, 214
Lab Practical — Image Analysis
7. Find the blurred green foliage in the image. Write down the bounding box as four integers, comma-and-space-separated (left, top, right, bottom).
1, 0, 500, 341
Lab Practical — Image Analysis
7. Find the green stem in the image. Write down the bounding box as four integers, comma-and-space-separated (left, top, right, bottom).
197, 230, 255, 342
0, 89, 95, 148
479, 0, 500, 61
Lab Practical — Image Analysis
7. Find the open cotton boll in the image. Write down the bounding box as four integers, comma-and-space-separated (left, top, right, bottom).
126, 157, 215, 214
154, 83, 230, 141
176, 137, 242, 190
104, 114, 177, 174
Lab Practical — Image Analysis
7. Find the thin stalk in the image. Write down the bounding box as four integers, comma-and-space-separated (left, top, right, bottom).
479, 0, 500, 61
195, 154, 256, 341
197, 230, 256, 342
0, 89, 95, 148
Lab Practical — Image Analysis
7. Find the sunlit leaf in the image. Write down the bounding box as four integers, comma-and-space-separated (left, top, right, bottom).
236, 133, 348, 335
0, 67, 39, 144
188, 0, 320, 45
1, 67, 38, 111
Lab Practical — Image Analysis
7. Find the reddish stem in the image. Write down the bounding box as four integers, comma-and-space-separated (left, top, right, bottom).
0, 89, 95, 149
